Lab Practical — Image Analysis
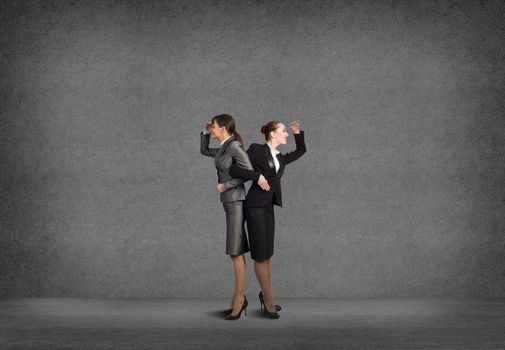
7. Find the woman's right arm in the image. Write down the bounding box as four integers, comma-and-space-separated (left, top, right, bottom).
200, 122, 219, 158
200, 132, 219, 158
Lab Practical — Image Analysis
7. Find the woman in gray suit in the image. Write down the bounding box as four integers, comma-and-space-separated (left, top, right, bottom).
200, 114, 269, 320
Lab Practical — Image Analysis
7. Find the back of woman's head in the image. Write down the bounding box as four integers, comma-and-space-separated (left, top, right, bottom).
212, 114, 243, 145
260, 121, 281, 141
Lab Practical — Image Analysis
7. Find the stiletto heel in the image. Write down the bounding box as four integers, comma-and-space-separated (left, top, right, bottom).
259, 291, 282, 312
224, 295, 248, 321
259, 291, 264, 311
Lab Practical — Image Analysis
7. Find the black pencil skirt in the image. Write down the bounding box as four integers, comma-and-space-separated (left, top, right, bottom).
244, 204, 275, 261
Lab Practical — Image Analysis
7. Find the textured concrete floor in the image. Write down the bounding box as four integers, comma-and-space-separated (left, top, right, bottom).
1, 298, 504, 349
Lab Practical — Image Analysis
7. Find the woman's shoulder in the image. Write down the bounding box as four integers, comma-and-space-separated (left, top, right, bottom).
230, 140, 245, 151
247, 143, 264, 150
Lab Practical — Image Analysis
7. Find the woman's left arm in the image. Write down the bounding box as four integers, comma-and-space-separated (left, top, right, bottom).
279, 120, 306, 166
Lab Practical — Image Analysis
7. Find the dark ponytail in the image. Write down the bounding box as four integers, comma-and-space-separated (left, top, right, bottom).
260, 121, 281, 141
232, 130, 243, 145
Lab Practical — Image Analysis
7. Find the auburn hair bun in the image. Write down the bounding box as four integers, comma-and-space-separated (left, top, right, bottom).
260, 125, 267, 134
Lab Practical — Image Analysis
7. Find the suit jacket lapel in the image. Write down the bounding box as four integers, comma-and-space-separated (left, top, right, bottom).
215, 136, 235, 183
215, 136, 234, 166
276, 153, 285, 177
264, 144, 277, 174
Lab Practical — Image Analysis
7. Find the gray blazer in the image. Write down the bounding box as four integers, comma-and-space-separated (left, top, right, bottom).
200, 132, 255, 203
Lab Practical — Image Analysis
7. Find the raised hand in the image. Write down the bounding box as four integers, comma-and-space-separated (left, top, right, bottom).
257, 174, 270, 191
204, 121, 213, 133
290, 120, 301, 134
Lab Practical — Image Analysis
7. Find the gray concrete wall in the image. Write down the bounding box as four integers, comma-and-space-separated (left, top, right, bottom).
1, 0, 504, 298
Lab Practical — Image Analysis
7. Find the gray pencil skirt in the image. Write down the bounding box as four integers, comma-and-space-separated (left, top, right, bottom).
222, 200, 249, 256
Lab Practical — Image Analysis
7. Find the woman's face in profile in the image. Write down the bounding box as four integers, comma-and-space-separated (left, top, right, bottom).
271, 123, 288, 145
210, 120, 225, 139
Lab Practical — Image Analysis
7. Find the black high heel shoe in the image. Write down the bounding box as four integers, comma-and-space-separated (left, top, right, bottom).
223, 295, 248, 320
221, 308, 232, 316
259, 291, 282, 312
258, 293, 280, 319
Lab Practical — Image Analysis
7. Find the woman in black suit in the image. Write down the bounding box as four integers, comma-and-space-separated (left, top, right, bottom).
230, 120, 306, 319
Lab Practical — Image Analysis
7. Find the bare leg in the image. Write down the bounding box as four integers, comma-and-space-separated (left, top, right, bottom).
230, 254, 246, 315
254, 259, 276, 312
266, 257, 276, 306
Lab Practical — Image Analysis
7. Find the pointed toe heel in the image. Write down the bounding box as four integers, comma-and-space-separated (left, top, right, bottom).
258, 292, 280, 319
224, 295, 248, 321
259, 291, 282, 312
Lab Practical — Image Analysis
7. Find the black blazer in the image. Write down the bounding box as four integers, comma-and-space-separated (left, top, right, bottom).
229, 131, 306, 208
